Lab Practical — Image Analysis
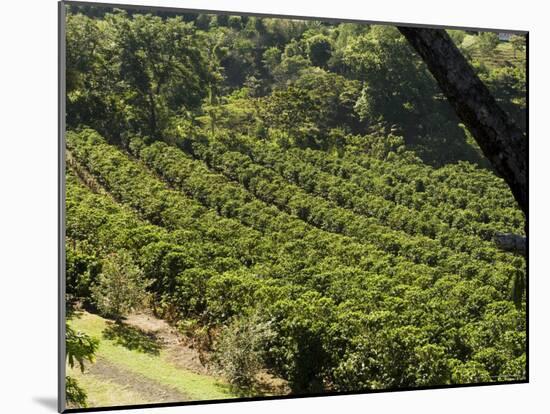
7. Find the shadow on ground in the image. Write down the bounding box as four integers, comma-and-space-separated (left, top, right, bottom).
228, 372, 290, 398
103, 321, 162, 355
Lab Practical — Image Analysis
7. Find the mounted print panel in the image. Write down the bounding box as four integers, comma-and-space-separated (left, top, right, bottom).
59, 1, 527, 412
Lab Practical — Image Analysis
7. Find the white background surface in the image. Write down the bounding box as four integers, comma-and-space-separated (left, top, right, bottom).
0, 0, 546, 413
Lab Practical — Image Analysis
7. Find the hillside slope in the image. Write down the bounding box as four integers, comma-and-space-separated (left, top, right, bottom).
67, 312, 236, 409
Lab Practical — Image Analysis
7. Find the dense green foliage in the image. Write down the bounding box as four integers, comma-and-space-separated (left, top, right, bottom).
213, 313, 275, 391
91, 251, 152, 320
66, 323, 99, 407
66, 7, 525, 167
65, 5, 526, 398
65, 376, 88, 407
66, 126, 525, 392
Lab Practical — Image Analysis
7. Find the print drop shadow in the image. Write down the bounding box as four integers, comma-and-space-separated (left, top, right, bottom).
32, 396, 57, 411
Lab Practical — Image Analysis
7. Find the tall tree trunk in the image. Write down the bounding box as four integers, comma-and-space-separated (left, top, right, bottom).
148, 91, 157, 137
397, 27, 527, 216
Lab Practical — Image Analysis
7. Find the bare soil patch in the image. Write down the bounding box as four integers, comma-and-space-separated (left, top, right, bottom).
124, 313, 210, 375
86, 357, 188, 403
124, 313, 290, 395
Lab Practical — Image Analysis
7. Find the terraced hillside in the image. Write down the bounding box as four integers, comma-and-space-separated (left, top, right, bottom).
66, 127, 526, 402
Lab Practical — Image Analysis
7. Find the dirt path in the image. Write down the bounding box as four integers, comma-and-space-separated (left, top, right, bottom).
86, 356, 188, 403
123, 313, 290, 395
124, 313, 210, 375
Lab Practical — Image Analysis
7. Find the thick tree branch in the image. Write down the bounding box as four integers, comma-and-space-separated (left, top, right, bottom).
494, 232, 527, 255
397, 27, 527, 216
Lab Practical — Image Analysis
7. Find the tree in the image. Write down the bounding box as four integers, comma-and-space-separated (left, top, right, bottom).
293, 68, 362, 139
262, 46, 282, 76
66, 249, 100, 304
477, 32, 500, 56
397, 27, 527, 217
65, 376, 88, 408
65, 12, 124, 141
115, 13, 215, 138
271, 54, 311, 87
66, 324, 98, 372
91, 250, 152, 321
65, 11, 216, 141
66, 324, 99, 407
509, 35, 526, 57
480, 66, 526, 132
342, 26, 484, 165
213, 313, 274, 392
343, 26, 439, 129
258, 87, 318, 136
307, 34, 332, 68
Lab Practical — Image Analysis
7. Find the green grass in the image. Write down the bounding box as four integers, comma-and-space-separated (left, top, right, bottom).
67, 366, 150, 407
68, 312, 236, 401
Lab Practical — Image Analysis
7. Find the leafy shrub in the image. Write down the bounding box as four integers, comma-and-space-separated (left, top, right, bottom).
66, 323, 99, 408
66, 376, 88, 408
213, 313, 275, 391
91, 250, 152, 320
